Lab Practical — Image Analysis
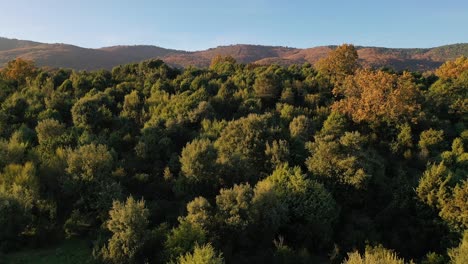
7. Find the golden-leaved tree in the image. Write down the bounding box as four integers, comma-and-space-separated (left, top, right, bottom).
316, 44, 359, 85
332, 69, 421, 126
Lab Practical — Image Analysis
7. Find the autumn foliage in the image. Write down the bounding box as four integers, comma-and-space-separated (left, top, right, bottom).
1, 58, 37, 84
332, 69, 421, 125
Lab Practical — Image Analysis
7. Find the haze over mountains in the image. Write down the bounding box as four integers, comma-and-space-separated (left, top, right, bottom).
1, 37, 467, 71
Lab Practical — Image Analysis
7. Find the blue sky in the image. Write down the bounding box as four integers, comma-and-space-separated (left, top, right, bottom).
1, 0, 467, 51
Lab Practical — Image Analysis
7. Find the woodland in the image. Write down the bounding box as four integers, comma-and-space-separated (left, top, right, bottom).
0, 44, 466, 264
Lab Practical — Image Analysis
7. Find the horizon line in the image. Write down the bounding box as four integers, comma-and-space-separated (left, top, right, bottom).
1, 36, 467, 52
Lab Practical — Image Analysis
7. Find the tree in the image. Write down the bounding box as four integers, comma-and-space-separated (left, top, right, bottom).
265, 139, 290, 169
0, 194, 29, 252
71, 92, 113, 132
100, 196, 149, 264
253, 72, 282, 106
1, 58, 38, 85
210, 55, 237, 69
306, 131, 383, 191
165, 220, 207, 261
448, 231, 468, 264
260, 164, 338, 246
417, 136, 468, 231
315, 44, 359, 85
0, 162, 39, 209
343, 245, 405, 264
179, 138, 219, 194
215, 114, 275, 183
66, 144, 113, 182
435, 56, 468, 80
418, 129, 445, 159
428, 57, 468, 122
64, 143, 122, 230
250, 180, 287, 241
121, 90, 143, 124
332, 69, 421, 126
35, 118, 66, 145
289, 115, 314, 141
183, 197, 213, 229
215, 183, 254, 230
176, 243, 224, 264
210, 55, 237, 75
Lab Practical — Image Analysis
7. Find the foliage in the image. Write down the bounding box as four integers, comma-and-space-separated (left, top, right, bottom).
99, 196, 149, 264
175, 243, 224, 264
332, 69, 421, 126
0, 54, 466, 263
316, 44, 359, 85
448, 231, 468, 264
343, 245, 406, 264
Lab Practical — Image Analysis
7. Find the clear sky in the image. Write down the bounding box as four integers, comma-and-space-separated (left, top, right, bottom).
1, 0, 467, 51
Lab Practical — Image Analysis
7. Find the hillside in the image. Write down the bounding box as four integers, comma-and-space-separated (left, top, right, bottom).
0, 37, 467, 71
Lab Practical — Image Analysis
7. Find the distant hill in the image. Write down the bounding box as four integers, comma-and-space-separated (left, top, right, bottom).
1, 37, 467, 71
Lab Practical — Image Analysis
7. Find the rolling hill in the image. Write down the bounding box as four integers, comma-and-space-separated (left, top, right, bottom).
1, 37, 467, 71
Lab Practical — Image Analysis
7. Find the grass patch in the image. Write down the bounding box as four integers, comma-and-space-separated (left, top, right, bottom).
1, 239, 93, 264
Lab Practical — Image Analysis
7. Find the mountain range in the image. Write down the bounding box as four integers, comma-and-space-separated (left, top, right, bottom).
1, 37, 467, 71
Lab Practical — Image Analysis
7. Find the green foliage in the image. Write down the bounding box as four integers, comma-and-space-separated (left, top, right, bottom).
215, 113, 276, 182
165, 220, 207, 261
418, 129, 445, 159
184, 197, 212, 229
179, 138, 219, 196
0, 56, 465, 263
175, 243, 224, 264
216, 183, 254, 229
417, 135, 468, 230
0, 195, 29, 252
0, 162, 39, 209
343, 245, 406, 264
66, 144, 113, 182
260, 164, 338, 246
99, 196, 149, 264
306, 130, 383, 190
253, 71, 282, 106
448, 231, 468, 264
71, 92, 113, 132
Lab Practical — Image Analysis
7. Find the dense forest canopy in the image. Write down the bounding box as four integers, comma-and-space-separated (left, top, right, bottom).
0, 45, 467, 264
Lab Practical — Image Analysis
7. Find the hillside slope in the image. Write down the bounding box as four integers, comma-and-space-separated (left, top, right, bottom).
1, 37, 467, 71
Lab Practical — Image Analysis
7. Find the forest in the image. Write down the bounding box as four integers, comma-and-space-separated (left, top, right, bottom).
0, 44, 466, 264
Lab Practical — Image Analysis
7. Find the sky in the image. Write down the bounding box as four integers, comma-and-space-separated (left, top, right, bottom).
0, 0, 467, 51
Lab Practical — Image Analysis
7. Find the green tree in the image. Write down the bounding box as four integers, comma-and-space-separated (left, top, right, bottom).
176, 243, 224, 264
216, 183, 254, 230
35, 118, 66, 145
417, 135, 468, 230
0, 162, 39, 209
121, 90, 143, 124
178, 138, 219, 196
343, 245, 406, 264
184, 197, 213, 230
418, 129, 445, 159
448, 231, 468, 264
306, 131, 383, 190
0, 194, 29, 252
100, 196, 149, 264
253, 72, 282, 106
215, 114, 275, 183
260, 164, 338, 246
165, 220, 207, 261
66, 144, 113, 182
71, 92, 113, 132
